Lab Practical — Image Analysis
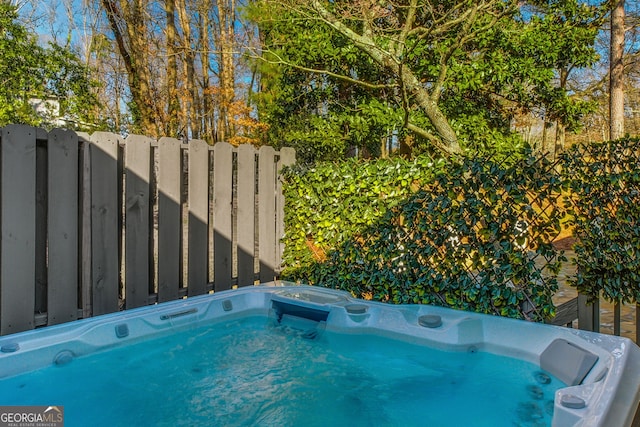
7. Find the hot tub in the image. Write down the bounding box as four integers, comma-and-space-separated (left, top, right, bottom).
0, 283, 639, 426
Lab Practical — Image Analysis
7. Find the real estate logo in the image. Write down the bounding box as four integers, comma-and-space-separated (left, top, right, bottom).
0, 406, 63, 427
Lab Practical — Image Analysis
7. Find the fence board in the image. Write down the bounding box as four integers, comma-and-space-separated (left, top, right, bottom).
47, 129, 79, 325
35, 134, 48, 314
578, 293, 600, 332
157, 137, 182, 302
124, 135, 152, 308
0, 125, 37, 334
90, 132, 121, 316
237, 145, 256, 286
276, 148, 296, 273
188, 139, 209, 296
77, 133, 92, 319
614, 303, 621, 336
258, 146, 277, 283
549, 297, 578, 327
213, 142, 233, 290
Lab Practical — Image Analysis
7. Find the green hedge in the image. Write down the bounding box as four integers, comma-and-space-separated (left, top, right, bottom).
562, 138, 640, 304
280, 156, 446, 274
281, 153, 568, 321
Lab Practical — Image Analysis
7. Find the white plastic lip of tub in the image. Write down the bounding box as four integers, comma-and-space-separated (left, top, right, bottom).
1, 282, 639, 427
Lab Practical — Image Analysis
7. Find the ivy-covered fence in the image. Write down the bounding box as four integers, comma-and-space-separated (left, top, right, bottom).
281, 138, 640, 330
281, 153, 568, 322
562, 138, 640, 337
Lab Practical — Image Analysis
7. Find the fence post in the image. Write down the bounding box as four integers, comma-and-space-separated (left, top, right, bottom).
0, 125, 37, 334
577, 293, 600, 333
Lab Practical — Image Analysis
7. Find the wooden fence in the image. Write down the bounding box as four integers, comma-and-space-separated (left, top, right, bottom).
551, 295, 640, 343
0, 125, 295, 336
1, 124, 639, 344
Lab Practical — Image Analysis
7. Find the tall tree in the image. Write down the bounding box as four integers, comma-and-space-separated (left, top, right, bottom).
95, 0, 262, 142
610, 0, 625, 140
214, 0, 237, 142
523, 0, 605, 156
626, 2, 640, 135
250, 0, 603, 159
101, 0, 161, 136
198, 0, 213, 138
176, 0, 199, 138
165, 0, 180, 137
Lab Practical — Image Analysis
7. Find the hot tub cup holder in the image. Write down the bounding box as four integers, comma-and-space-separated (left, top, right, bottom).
345, 304, 368, 315
344, 304, 370, 322
418, 314, 442, 328
115, 323, 129, 338
560, 394, 587, 410
222, 300, 233, 312
0, 343, 19, 353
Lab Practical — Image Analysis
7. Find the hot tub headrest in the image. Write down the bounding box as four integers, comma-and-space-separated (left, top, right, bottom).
540, 338, 599, 386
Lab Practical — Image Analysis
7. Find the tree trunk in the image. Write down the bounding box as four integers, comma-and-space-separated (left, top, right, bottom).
101, 0, 158, 136
610, 0, 625, 140
217, 0, 236, 142
177, 0, 199, 139
165, 0, 179, 137
400, 69, 461, 156
199, 0, 212, 142
309, 0, 461, 156
555, 67, 569, 158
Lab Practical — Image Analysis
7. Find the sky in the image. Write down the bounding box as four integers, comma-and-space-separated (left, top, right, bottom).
16, 0, 98, 56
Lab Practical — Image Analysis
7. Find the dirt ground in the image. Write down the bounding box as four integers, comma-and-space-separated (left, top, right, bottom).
551, 227, 576, 251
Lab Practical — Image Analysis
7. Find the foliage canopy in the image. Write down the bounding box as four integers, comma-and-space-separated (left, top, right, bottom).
249, 0, 605, 160
0, 3, 100, 130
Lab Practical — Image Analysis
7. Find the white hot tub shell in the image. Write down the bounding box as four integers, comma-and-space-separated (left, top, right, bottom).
0, 282, 639, 426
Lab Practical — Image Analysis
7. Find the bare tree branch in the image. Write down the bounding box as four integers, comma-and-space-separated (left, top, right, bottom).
307, 0, 462, 155
255, 50, 398, 90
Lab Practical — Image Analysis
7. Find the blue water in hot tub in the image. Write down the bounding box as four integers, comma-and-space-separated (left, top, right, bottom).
0, 316, 562, 426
